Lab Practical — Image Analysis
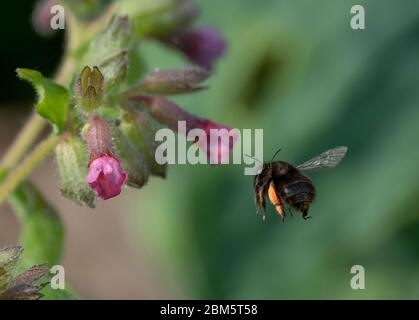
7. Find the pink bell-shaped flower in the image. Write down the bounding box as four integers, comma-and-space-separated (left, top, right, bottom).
87, 155, 127, 200
195, 120, 237, 164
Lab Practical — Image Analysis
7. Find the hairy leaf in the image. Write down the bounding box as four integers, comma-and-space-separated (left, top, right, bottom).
16, 69, 69, 132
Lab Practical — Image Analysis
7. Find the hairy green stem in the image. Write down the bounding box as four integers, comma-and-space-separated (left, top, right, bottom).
0, 134, 60, 205
0, 114, 46, 173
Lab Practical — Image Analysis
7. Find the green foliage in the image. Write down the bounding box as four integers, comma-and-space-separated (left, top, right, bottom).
16, 69, 69, 133
41, 286, 78, 300
8, 183, 64, 268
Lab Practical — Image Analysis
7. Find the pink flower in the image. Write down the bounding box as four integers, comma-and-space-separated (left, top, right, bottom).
135, 96, 237, 164
165, 27, 226, 69
87, 155, 128, 200
195, 120, 238, 164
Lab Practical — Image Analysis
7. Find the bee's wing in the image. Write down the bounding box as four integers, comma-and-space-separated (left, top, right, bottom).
296, 146, 348, 171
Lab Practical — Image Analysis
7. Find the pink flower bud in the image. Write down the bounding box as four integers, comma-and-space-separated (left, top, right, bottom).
164, 27, 226, 69
135, 96, 237, 164
32, 0, 56, 37
194, 120, 238, 164
87, 155, 128, 200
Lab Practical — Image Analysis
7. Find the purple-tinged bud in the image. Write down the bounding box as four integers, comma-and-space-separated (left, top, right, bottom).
135, 96, 237, 164
134, 96, 201, 131
31, 0, 56, 37
194, 119, 237, 164
163, 27, 226, 69
127, 67, 210, 96
75, 66, 104, 113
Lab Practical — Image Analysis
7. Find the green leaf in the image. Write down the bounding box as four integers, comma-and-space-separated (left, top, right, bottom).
7, 182, 64, 268
16, 68, 69, 133
41, 285, 78, 300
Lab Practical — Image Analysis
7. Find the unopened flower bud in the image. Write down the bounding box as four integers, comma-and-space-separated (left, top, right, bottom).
55, 133, 96, 207
128, 67, 210, 96
88, 16, 132, 94
75, 66, 104, 113
134, 96, 201, 131
120, 109, 167, 178
111, 127, 149, 188
102, 15, 132, 49
162, 27, 226, 69
100, 50, 128, 93
120, 0, 198, 37
136, 96, 237, 164
31, 0, 56, 37
194, 119, 238, 164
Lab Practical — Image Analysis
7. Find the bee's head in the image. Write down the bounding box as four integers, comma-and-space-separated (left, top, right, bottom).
267, 148, 283, 171
272, 161, 291, 176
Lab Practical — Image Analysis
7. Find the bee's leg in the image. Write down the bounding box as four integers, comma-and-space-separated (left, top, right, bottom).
302, 208, 312, 220
268, 181, 286, 221
254, 182, 268, 220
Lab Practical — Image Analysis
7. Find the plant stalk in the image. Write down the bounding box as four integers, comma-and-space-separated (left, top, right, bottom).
0, 134, 60, 205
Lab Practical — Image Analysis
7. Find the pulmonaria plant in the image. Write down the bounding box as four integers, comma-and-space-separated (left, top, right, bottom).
5, 0, 232, 208
0, 246, 48, 300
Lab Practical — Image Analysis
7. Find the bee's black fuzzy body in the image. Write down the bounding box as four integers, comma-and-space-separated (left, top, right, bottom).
254, 161, 316, 220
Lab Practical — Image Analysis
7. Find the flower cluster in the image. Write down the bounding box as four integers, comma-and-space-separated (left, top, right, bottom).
51, 4, 233, 206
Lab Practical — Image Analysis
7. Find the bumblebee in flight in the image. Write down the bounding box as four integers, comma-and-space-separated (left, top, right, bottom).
253, 146, 348, 220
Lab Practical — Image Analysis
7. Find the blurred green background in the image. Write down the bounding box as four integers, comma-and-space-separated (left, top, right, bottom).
2, 0, 419, 299
131, 0, 419, 299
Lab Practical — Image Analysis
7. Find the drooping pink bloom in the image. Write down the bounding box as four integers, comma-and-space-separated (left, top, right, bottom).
85, 116, 128, 200
164, 27, 226, 69
87, 155, 128, 200
134, 96, 237, 164
194, 119, 238, 164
